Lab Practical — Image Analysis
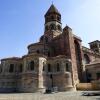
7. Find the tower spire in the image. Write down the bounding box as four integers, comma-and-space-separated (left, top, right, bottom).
44, 4, 62, 37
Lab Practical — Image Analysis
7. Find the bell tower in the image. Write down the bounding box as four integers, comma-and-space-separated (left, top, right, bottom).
44, 4, 62, 38
89, 40, 100, 53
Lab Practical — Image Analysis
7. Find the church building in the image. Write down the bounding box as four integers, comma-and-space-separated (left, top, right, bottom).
0, 4, 100, 93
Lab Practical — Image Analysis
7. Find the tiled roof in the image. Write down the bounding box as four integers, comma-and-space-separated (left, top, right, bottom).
45, 4, 60, 16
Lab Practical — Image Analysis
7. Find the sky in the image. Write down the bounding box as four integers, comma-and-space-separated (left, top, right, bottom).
0, 0, 100, 60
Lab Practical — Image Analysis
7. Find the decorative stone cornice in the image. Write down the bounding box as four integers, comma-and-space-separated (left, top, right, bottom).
22, 53, 47, 59
1, 57, 22, 61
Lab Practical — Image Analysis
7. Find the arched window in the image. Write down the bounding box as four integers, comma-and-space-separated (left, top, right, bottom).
66, 63, 70, 72
48, 64, 51, 72
48, 51, 50, 57
57, 63, 60, 72
87, 73, 92, 82
9, 64, 14, 73
84, 54, 90, 64
57, 25, 61, 31
51, 16, 54, 20
37, 50, 40, 54
50, 24, 56, 30
29, 61, 34, 71
96, 72, 100, 80
57, 16, 60, 21
74, 40, 81, 62
19, 64, 23, 72
0, 67, 2, 73
52, 47, 56, 55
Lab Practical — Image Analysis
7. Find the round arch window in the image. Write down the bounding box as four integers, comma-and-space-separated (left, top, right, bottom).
37, 50, 40, 54
57, 63, 60, 72
50, 24, 56, 30
0, 67, 2, 73
51, 16, 54, 20
57, 25, 61, 31
9, 64, 14, 73
84, 54, 90, 64
57, 16, 60, 21
29, 61, 34, 71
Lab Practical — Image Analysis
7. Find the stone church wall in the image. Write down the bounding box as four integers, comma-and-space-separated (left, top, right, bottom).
44, 56, 74, 91
0, 58, 22, 92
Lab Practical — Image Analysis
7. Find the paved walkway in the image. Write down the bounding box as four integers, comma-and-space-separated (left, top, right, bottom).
0, 92, 99, 100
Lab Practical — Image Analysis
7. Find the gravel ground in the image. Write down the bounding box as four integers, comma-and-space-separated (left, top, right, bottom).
0, 91, 99, 100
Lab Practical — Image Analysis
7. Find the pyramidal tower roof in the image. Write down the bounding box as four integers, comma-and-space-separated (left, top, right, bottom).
45, 4, 61, 16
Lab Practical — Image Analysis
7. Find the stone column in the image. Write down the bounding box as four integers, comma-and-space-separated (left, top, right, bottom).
37, 57, 46, 93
